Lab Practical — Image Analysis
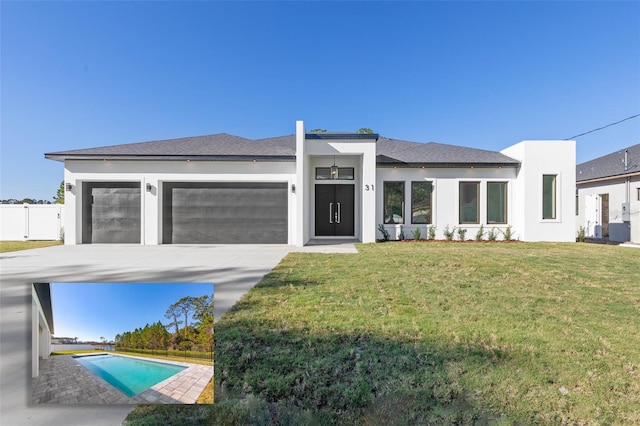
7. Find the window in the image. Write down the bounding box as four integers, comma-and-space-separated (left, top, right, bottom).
411, 181, 433, 224
384, 182, 404, 224
487, 182, 507, 224
315, 167, 354, 180
459, 182, 479, 224
542, 175, 557, 219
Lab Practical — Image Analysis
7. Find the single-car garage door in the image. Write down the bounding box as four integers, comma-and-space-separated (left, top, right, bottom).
82, 182, 141, 243
162, 182, 288, 244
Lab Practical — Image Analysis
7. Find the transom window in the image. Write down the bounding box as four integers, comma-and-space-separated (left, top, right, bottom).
459, 182, 479, 224
411, 181, 433, 224
315, 167, 354, 180
487, 182, 507, 224
384, 182, 404, 224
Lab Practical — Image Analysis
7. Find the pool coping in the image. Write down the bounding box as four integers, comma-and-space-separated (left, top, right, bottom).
32, 353, 213, 404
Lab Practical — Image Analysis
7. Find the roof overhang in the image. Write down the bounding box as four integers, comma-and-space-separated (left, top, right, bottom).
305, 133, 379, 141
44, 154, 297, 162
577, 170, 640, 185
33, 283, 54, 334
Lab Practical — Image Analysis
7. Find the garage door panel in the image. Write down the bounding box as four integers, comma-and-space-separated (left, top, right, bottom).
82, 183, 141, 244
163, 182, 288, 244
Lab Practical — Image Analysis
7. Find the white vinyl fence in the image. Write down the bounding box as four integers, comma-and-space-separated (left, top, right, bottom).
0, 204, 64, 241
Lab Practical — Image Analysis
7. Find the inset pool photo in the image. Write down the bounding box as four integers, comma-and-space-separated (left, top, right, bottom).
31, 282, 213, 404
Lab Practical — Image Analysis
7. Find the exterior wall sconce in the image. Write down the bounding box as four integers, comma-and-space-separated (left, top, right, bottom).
330, 156, 338, 179
146, 183, 153, 192
291, 184, 296, 193
65, 183, 73, 191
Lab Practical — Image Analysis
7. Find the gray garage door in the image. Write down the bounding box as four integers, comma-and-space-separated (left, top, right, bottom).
82, 182, 141, 243
162, 182, 288, 244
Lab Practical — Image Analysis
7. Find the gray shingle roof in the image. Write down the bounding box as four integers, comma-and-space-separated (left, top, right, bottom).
45, 132, 520, 167
376, 137, 520, 167
576, 143, 640, 182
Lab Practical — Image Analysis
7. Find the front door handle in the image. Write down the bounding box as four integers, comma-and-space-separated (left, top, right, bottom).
329, 202, 333, 224
336, 203, 341, 224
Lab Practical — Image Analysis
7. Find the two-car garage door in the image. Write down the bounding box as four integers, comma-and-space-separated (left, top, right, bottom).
162, 182, 288, 244
81, 181, 288, 244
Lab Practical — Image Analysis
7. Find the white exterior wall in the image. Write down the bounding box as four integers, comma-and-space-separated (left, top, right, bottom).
64, 160, 296, 245
32, 287, 52, 378
0, 204, 64, 241
576, 175, 640, 243
376, 167, 517, 240
501, 140, 576, 242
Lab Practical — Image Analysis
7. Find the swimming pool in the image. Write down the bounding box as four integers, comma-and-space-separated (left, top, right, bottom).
73, 354, 187, 397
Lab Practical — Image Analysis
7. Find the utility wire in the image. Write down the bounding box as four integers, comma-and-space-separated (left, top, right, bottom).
564, 114, 640, 140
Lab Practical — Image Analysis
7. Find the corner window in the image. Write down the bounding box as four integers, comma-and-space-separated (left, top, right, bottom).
459, 182, 479, 224
411, 182, 432, 224
384, 182, 404, 224
542, 175, 557, 219
487, 182, 507, 224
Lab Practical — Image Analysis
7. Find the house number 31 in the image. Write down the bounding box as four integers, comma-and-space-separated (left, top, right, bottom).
364, 184, 375, 191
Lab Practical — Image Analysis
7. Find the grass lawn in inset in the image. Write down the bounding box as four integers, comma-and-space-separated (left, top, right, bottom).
212, 242, 639, 424
0, 240, 62, 252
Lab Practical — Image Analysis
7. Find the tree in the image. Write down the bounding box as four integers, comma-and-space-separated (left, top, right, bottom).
164, 303, 183, 335
309, 129, 327, 133
54, 180, 64, 204
356, 128, 374, 134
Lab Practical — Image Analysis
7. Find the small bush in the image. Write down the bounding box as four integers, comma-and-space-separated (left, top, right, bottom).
428, 225, 436, 240
577, 226, 586, 242
475, 225, 484, 241
398, 225, 405, 241
377, 224, 390, 241
443, 225, 455, 241
457, 227, 468, 241
487, 227, 498, 241
413, 227, 421, 241
502, 225, 515, 241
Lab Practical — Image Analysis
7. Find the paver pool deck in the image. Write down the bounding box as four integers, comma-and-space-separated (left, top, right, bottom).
32, 354, 213, 404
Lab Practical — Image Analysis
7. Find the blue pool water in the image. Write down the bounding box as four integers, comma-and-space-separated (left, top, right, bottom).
73, 354, 187, 397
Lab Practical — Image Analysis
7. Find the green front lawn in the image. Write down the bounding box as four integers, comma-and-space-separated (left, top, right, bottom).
0, 240, 62, 252
212, 242, 639, 424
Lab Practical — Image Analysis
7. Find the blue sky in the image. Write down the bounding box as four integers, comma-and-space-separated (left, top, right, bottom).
50, 282, 213, 343
2, 1, 639, 201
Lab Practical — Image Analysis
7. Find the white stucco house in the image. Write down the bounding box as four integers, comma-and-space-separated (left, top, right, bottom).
32, 283, 54, 378
576, 143, 639, 243
45, 120, 576, 245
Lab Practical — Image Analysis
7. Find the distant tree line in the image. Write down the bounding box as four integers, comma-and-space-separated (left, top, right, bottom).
115, 294, 213, 353
1, 199, 54, 204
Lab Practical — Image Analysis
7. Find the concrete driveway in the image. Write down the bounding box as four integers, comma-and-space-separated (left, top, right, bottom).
0, 243, 294, 426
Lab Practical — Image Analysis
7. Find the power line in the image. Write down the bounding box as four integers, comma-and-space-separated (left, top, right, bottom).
564, 114, 640, 140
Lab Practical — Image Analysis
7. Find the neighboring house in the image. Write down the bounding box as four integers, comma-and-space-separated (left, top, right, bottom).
32, 283, 54, 378
45, 121, 576, 245
576, 143, 640, 243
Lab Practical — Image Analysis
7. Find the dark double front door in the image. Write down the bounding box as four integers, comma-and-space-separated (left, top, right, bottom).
315, 184, 354, 236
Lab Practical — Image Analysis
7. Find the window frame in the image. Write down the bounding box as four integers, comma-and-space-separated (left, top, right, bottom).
383, 181, 405, 224
486, 181, 508, 224
410, 181, 433, 224
459, 181, 480, 224
542, 174, 557, 220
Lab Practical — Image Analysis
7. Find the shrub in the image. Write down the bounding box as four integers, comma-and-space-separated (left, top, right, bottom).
457, 227, 468, 241
502, 225, 515, 241
577, 226, 586, 242
377, 224, 390, 241
428, 225, 436, 240
487, 227, 498, 241
398, 225, 405, 241
413, 227, 421, 241
475, 224, 484, 241
443, 225, 456, 241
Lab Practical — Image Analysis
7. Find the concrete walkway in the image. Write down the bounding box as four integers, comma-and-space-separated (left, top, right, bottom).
0, 242, 357, 425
